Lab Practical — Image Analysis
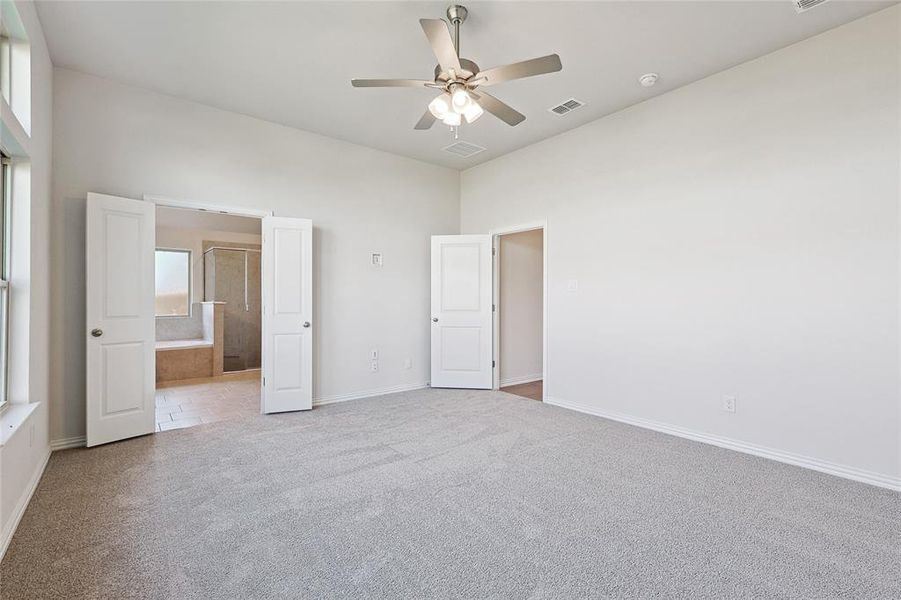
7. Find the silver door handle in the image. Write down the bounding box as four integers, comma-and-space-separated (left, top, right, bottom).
303, 321, 311, 328
432, 317, 438, 323
91, 328, 103, 338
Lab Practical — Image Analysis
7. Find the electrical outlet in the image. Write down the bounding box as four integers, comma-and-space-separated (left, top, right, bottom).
567, 279, 579, 292
370, 349, 379, 360
370, 360, 379, 373
722, 395, 736, 413
403, 358, 412, 370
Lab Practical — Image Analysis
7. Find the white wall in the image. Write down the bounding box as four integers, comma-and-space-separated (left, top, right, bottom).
0, 0, 53, 557
50, 68, 459, 443
499, 229, 543, 385
155, 222, 261, 304
462, 8, 901, 486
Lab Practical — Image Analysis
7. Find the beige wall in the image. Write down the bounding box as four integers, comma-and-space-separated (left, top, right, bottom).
499, 229, 543, 385
50, 68, 460, 443
462, 8, 901, 485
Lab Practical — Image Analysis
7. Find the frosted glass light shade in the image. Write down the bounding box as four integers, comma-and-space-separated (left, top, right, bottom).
463, 101, 484, 123
428, 94, 451, 119
442, 112, 462, 126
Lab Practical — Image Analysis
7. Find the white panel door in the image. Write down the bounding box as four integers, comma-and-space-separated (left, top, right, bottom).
430, 235, 493, 389
262, 216, 313, 413
86, 193, 156, 447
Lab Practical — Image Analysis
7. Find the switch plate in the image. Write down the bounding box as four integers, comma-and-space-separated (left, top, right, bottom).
370, 360, 379, 372
567, 279, 579, 292
403, 358, 412, 369
371, 252, 383, 267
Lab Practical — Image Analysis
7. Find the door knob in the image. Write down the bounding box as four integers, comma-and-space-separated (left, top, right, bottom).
91, 328, 103, 338
432, 317, 438, 322
303, 321, 311, 328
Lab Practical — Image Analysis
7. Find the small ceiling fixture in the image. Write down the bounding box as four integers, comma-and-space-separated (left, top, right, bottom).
351, 4, 563, 131
639, 73, 659, 88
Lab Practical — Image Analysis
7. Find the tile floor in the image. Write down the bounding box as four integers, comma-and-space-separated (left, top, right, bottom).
500, 379, 543, 401
155, 370, 261, 432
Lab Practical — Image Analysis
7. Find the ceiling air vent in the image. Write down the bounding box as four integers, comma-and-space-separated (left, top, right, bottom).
442, 140, 486, 158
793, 0, 829, 13
548, 98, 585, 116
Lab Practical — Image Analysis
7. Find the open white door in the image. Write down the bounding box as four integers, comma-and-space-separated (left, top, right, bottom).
262, 217, 313, 413
85, 193, 156, 447
430, 235, 493, 389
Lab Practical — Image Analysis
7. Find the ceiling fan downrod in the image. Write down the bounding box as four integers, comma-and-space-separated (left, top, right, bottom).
447, 5, 468, 56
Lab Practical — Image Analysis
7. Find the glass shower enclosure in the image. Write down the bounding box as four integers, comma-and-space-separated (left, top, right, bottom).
203, 242, 262, 372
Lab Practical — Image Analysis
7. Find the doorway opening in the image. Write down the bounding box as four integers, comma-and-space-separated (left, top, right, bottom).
154, 205, 262, 432
493, 227, 545, 401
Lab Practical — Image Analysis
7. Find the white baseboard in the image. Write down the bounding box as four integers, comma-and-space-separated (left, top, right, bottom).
545, 396, 901, 492
50, 436, 87, 451
500, 373, 543, 387
0, 447, 51, 561
314, 382, 429, 407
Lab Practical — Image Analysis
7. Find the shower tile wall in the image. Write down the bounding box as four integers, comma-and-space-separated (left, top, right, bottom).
203, 241, 262, 372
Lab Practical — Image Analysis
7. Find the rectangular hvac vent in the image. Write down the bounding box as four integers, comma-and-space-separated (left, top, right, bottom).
442, 141, 486, 158
793, 0, 829, 13
548, 98, 585, 116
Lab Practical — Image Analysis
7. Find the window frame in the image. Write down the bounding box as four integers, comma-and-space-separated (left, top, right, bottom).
154, 247, 193, 318
0, 154, 11, 411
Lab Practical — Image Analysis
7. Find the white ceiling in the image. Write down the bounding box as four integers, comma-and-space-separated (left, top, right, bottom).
36, 1, 895, 170
156, 205, 261, 234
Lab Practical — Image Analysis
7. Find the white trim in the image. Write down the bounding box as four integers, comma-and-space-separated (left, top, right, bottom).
499, 373, 542, 387
313, 382, 429, 407
144, 194, 272, 219
0, 446, 50, 560
545, 396, 901, 492
489, 220, 548, 401
50, 435, 86, 450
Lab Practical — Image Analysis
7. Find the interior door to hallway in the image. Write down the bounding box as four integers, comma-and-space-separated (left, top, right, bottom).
430, 234, 493, 389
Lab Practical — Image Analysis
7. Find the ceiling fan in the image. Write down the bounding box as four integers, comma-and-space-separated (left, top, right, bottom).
351, 4, 562, 130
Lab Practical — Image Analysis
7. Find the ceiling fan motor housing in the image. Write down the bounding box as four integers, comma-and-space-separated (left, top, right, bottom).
434, 58, 480, 87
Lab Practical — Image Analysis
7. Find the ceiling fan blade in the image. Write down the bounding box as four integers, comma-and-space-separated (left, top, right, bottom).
472, 91, 525, 126
420, 19, 462, 74
414, 109, 437, 130
351, 79, 435, 88
477, 54, 562, 86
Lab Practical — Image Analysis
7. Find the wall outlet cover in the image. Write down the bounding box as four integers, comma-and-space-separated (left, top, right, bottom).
722, 395, 736, 413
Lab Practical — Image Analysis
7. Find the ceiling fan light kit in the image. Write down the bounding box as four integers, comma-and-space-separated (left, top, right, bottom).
351, 4, 563, 132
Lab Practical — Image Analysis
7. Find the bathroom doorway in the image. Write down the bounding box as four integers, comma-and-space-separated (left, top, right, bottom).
153, 206, 263, 432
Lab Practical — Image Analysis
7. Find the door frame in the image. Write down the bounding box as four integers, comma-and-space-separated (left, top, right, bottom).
489, 220, 548, 399
144, 194, 273, 413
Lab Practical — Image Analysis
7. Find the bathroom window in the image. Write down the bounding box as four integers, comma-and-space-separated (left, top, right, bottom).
155, 249, 192, 317
0, 155, 10, 410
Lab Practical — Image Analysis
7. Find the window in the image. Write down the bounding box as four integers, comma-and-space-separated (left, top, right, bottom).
0, 155, 10, 410
0, 27, 10, 104
155, 249, 191, 317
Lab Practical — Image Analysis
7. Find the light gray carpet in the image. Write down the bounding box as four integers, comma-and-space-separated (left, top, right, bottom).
2, 389, 899, 599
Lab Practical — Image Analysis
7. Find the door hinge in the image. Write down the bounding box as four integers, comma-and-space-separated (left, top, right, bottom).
492, 247, 496, 256
492, 360, 496, 368
262, 377, 266, 386
492, 304, 496, 312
